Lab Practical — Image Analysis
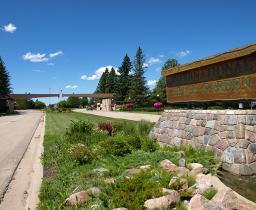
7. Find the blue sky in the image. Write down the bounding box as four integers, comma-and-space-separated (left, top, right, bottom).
1, 0, 256, 103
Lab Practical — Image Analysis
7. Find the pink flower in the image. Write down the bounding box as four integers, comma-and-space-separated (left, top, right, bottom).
154, 102, 163, 109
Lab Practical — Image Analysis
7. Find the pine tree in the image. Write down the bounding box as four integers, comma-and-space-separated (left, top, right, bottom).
96, 68, 109, 93
128, 48, 148, 105
0, 56, 11, 96
106, 67, 117, 93
115, 54, 132, 102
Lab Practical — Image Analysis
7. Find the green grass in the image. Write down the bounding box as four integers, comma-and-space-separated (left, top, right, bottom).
202, 187, 218, 200
39, 111, 220, 209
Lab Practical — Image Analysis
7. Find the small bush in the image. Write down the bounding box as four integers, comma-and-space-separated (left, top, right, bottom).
141, 136, 159, 152
202, 187, 218, 200
106, 171, 163, 209
68, 143, 93, 164
98, 122, 113, 136
66, 120, 94, 136
126, 135, 142, 150
137, 120, 153, 136
100, 134, 132, 156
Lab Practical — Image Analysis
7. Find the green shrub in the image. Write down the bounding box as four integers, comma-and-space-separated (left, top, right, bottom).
126, 134, 142, 150
106, 171, 163, 209
66, 120, 94, 136
137, 120, 153, 136
202, 187, 218, 200
68, 143, 93, 164
100, 134, 132, 156
176, 201, 187, 210
141, 136, 159, 152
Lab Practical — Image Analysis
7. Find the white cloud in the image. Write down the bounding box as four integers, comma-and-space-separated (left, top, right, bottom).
65, 85, 79, 89
23, 52, 49, 62
147, 80, 157, 86
81, 65, 118, 81
3, 23, 17, 33
49, 51, 63, 58
159, 54, 164, 58
176, 50, 191, 58
143, 63, 149, 68
23, 51, 63, 63
144, 56, 162, 67
148, 57, 162, 66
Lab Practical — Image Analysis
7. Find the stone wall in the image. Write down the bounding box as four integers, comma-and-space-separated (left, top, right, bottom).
150, 110, 256, 175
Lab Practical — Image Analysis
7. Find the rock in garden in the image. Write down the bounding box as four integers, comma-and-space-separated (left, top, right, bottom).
160, 159, 177, 172
188, 194, 222, 210
179, 158, 186, 167
144, 190, 180, 209
127, 168, 141, 174
176, 167, 190, 177
162, 188, 173, 194
104, 178, 115, 184
87, 187, 101, 197
189, 167, 203, 177
212, 187, 256, 210
64, 191, 89, 206
202, 167, 209, 174
169, 176, 179, 186
190, 163, 203, 169
193, 180, 212, 194
139, 165, 151, 170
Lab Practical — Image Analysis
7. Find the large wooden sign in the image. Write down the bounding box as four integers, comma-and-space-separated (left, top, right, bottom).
164, 46, 256, 103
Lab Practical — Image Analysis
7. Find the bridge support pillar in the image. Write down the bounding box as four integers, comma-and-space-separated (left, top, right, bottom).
102, 98, 112, 111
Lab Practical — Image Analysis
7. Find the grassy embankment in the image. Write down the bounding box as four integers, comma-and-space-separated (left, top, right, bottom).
39, 111, 220, 210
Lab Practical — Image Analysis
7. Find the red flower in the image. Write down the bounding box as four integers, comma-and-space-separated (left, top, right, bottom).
154, 102, 163, 109
126, 102, 134, 109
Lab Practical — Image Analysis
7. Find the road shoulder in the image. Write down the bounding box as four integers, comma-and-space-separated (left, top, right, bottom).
0, 113, 45, 210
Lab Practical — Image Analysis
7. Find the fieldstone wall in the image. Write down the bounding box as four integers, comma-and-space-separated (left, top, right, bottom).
150, 110, 256, 175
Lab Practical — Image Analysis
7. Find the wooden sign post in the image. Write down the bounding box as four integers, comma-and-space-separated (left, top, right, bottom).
163, 44, 256, 103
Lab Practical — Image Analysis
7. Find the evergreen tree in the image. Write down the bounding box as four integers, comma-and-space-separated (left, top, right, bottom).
106, 67, 117, 93
150, 58, 179, 103
96, 68, 109, 93
115, 54, 132, 102
0, 56, 11, 95
129, 48, 148, 105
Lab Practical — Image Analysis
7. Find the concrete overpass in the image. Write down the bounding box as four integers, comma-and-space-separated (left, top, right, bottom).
9, 93, 114, 111
9, 93, 113, 99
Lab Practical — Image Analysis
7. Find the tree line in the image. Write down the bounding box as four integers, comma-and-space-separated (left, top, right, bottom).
95, 47, 179, 106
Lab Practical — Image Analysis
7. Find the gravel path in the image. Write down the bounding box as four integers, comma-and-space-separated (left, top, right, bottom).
73, 109, 161, 123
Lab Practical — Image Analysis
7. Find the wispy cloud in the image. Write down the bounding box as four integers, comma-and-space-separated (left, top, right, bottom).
65, 85, 79, 89
176, 50, 191, 58
81, 65, 118, 81
144, 56, 163, 67
23, 52, 49, 62
2, 23, 17, 33
22, 51, 63, 63
49, 51, 63, 58
147, 80, 157, 86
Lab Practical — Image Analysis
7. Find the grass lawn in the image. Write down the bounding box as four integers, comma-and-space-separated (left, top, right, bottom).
39, 111, 220, 210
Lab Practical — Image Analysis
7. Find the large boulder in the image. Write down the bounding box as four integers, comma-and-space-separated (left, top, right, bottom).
160, 159, 177, 172
144, 190, 180, 209
64, 191, 89, 206
188, 194, 224, 210
212, 187, 256, 210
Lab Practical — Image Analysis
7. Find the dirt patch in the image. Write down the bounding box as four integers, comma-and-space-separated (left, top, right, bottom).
43, 165, 57, 178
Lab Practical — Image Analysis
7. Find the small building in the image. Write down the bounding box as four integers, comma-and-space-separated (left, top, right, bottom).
0, 95, 14, 113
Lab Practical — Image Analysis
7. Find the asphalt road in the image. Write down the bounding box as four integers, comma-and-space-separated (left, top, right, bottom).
0, 110, 44, 199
